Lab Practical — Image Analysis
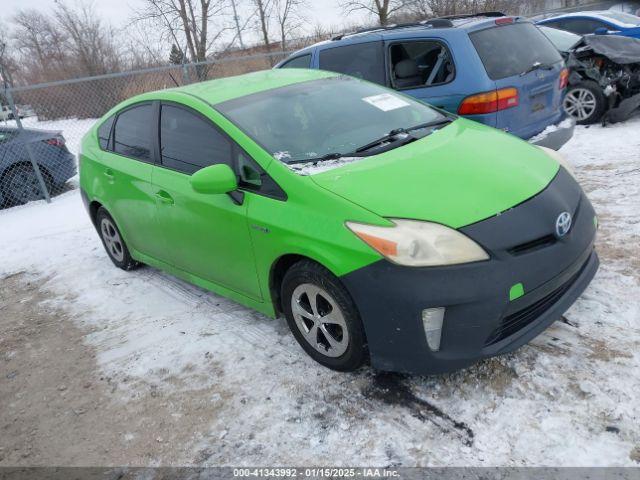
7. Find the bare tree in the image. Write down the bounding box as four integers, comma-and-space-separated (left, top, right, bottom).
133, 0, 231, 63
12, 9, 68, 83
10, 1, 123, 85
54, 1, 121, 76
340, 0, 412, 25
251, 0, 274, 50
0, 29, 18, 89
274, 0, 306, 50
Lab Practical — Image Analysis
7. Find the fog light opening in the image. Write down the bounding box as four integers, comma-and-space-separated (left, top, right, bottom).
422, 307, 445, 352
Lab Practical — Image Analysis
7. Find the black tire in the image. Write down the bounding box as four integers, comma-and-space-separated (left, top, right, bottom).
95, 207, 140, 271
563, 81, 607, 125
281, 260, 368, 371
0, 164, 52, 206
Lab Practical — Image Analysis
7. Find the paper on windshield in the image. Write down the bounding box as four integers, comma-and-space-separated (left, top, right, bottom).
362, 93, 410, 112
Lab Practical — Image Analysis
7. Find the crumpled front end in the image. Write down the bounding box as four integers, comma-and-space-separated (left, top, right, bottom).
567, 35, 640, 124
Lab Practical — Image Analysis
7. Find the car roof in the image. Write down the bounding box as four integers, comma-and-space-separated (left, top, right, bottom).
540, 10, 628, 25
285, 15, 528, 58
144, 69, 338, 106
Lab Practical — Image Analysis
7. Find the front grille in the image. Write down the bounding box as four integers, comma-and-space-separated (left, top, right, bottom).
485, 264, 585, 346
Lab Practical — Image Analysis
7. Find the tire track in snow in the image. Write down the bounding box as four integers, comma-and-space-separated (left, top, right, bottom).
363, 372, 475, 447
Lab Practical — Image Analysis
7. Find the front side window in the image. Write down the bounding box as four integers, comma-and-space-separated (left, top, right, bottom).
113, 105, 152, 161
160, 104, 232, 175
281, 54, 312, 69
216, 76, 446, 164
97, 115, 115, 150
389, 40, 455, 89
319, 42, 385, 85
470, 22, 563, 80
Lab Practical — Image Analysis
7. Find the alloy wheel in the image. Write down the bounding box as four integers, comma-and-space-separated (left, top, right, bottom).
563, 88, 597, 121
100, 218, 125, 263
291, 283, 349, 358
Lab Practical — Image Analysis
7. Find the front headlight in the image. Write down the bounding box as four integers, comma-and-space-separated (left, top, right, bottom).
538, 146, 578, 182
346, 219, 489, 267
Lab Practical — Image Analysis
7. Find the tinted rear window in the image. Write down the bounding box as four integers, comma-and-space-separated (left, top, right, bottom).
470, 23, 563, 80
319, 42, 385, 85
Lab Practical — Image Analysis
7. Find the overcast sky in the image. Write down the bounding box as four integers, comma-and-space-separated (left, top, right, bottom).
0, 0, 369, 46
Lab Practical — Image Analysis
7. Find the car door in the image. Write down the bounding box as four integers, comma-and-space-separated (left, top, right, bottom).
151, 102, 261, 300
96, 103, 164, 259
384, 38, 463, 113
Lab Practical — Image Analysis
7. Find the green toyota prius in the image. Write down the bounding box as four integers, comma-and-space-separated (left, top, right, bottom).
80, 69, 599, 375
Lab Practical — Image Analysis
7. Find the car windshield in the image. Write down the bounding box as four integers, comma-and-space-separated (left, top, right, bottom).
600, 11, 640, 26
215, 76, 447, 164
539, 25, 581, 51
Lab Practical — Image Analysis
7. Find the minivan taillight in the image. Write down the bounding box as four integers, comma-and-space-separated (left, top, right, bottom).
457, 88, 519, 115
559, 68, 569, 89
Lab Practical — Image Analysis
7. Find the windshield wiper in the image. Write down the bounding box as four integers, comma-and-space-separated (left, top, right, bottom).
286, 117, 454, 164
287, 151, 363, 165
520, 62, 555, 76
355, 117, 454, 154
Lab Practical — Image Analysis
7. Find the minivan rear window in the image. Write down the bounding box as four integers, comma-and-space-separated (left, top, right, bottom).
470, 22, 563, 80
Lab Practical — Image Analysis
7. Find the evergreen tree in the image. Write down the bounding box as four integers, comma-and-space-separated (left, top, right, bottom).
169, 44, 185, 65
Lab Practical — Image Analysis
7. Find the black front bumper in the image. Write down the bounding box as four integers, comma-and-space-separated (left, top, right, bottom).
340, 168, 599, 375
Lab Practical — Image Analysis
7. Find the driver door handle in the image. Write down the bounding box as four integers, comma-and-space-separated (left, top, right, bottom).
155, 190, 174, 205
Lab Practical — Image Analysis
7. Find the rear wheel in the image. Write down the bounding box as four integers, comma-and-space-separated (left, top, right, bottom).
563, 81, 607, 125
0, 164, 51, 206
96, 208, 139, 270
282, 260, 367, 371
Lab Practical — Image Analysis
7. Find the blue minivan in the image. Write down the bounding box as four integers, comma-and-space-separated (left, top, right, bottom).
276, 14, 574, 150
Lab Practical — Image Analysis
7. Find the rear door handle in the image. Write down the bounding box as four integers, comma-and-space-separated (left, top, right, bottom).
103, 169, 115, 182
155, 190, 174, 205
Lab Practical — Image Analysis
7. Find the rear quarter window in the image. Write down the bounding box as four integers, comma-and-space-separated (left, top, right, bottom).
470, 22, 563, 80
97, 116, 115, 150
280, 54, 312, 69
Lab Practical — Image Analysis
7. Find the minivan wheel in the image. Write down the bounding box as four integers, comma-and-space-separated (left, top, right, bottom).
281, 260, 367, 371
563, 81, 607, 125
96, 207, 139, 270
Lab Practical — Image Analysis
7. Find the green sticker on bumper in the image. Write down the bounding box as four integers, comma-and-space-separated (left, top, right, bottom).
509, 283, 525, 301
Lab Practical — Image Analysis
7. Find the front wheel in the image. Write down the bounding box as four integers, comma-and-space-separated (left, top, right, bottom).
281, 260, 368, 371
563, 81, 607, 125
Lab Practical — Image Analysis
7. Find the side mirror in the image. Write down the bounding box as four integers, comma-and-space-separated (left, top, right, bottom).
594, 27, 609, 35
190, 164, 238, 194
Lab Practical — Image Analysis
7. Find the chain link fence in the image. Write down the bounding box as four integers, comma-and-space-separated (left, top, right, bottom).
0, 50, 288, 210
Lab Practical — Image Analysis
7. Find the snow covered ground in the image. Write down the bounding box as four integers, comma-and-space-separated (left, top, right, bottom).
0, 117, 639, 466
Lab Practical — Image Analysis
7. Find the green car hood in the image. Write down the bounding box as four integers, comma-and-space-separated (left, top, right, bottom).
310, 118, 560, 229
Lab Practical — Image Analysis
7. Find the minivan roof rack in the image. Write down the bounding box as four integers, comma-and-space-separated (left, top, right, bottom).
330, 18, 454, 41
438, 11, 506, 20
